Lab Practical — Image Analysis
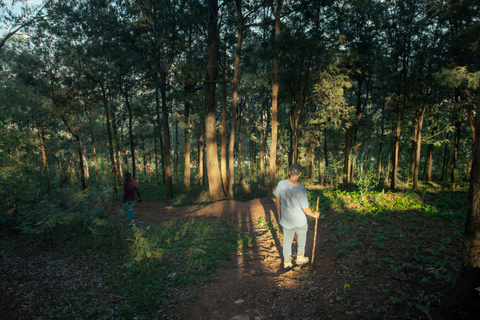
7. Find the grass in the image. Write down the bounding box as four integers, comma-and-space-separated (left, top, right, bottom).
309, 187, 467, 318
0, 178, 469, 319
34, 216, 241, 319
107, 219, 239, 318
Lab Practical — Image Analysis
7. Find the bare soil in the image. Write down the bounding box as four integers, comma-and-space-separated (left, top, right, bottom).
1, 195, 458, 320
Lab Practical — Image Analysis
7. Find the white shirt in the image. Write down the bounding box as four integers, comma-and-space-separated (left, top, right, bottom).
274, 179, 309, 229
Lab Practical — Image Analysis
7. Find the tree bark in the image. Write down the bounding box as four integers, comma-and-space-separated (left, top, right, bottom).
426, 142, 433, 182
350, 128, 359, 181
227, 0, 244, 198
342, 127, 352, 189
237, 109, 243, 182
122, 84, 136, 181
204, 0, 225, 202
153, 123, 158, 183
86, 106, 98, 179
99, 82, 117, 193
324, 127, 328, 185
413, 103, 427, 190
378, 132, 384, 183
444, 88, 480, 319
221, 59, 227, 193
451, 115, 461, 184
198, 135, 204, 186
174, 117, 179, 181
442, 133, 451, 181
111, 103, 123, 185
155, 85, 165, 184
184, 98, 192, 188
260, 103, 267, 186
160, 72, 173, 199
36, 122, 50, 194
268, 0, 282, 197
390, 108, 406, 190
409, 125, 417, 184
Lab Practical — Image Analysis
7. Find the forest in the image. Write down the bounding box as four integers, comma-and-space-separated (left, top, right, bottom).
1, 0, 480, 319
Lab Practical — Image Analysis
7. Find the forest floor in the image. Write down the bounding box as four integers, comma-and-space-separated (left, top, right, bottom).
0, 186, 464, 320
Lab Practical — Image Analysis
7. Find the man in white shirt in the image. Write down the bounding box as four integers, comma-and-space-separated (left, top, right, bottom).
274, 164, 320, 268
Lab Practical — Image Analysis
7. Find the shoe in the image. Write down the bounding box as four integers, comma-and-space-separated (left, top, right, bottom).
284, 259, 293, 268
296, 253, 309, 265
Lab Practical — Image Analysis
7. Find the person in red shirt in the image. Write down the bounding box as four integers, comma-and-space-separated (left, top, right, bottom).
122, 172, 141, 222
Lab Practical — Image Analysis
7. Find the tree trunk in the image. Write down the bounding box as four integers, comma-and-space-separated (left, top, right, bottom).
227, 0, 244, 198
386, 148, 392, 185
260, 106, 266, 186
378, 103, 385, 183
174, 117, 178, 181
76, 144, 86, 190
83, 134, 89, 180
237, 111, 243, 182
36, 122, 50, 194
444, 88, 480, 319
324, 127, 328, 185
342, 128, 352, 189
155, 85, 165, 184
100, 82, 117, 193
154, 124, 159, 184
409, 125, 417, 184
87, 107, 99, 179
310, 148, 315, 184
204, 0, 224, 202
198, 135, 204, 186
451, 116, 461, 184
184, 98, 192, 188
426, 142, 433, 182
221, 60, 227, 193
123, 85, 136, 181
268, 0, 282, 197
413, 103, 427, 191
391, 109, 406, 190
160, 73, 173, 199
111, 104, 123, 185
349, 128, 359, 181
441, 133, 450, 181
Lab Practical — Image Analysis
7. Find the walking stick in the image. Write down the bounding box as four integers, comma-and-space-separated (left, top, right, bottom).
312, 197, 319, 264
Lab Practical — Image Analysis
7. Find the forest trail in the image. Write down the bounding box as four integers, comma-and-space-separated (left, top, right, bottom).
135, 198, 342, 320
1, 197, 455, 319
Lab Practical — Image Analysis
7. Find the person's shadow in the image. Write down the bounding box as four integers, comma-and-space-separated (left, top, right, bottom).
259, 196, 285, 272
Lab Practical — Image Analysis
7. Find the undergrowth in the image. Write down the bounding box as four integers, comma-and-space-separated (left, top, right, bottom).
0, 177, 470, 319
308, 188, 467, 319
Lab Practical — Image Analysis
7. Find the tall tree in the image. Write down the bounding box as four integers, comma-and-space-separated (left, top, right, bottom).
204, 0, 225, 201
268, 0, 282, 197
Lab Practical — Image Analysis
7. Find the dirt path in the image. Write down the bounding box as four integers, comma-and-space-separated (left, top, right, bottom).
135, 198, 344, 320
5, 197, 450, 319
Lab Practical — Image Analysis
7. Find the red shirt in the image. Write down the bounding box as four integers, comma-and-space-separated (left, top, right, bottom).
123, 179, 141, 203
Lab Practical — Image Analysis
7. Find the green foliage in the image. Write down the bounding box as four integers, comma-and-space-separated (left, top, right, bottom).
111, 219, 239, 316
0, 167, 116, 246
353, 163, 379, 199
310, 188, 467, 317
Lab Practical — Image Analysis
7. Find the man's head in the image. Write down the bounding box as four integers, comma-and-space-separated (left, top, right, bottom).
289, 164, 301, 176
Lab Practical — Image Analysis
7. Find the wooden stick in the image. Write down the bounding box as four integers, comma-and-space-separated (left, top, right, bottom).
312, 197, 319, 264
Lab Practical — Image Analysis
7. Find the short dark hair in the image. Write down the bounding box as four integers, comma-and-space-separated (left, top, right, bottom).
289, 164, 301, 175
125, 172, 132, 181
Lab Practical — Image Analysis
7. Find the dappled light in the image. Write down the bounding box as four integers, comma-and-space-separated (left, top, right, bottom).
1, 0, 479, 318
